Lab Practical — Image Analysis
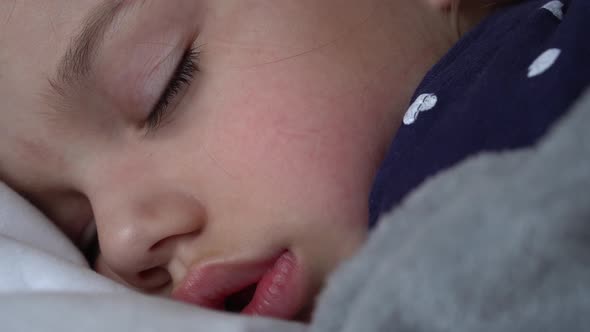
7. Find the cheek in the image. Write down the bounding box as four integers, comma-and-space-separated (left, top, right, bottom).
196, 67, 368, 222
204, 77, 326, 179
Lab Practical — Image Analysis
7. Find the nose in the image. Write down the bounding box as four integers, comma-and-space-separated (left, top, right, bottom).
93, 189, 206, 290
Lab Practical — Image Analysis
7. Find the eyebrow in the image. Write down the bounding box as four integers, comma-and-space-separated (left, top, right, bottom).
50, 0, 127, 95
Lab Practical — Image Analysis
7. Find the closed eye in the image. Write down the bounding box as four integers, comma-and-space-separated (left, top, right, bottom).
146, 46, 200, 132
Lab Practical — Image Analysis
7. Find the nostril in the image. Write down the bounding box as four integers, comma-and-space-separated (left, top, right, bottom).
149, 230, 203, 252
137, 267, 172, 291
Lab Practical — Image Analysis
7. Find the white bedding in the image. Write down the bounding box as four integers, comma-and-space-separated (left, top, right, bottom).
0, 182, 306, 332
0, 182, 125, 292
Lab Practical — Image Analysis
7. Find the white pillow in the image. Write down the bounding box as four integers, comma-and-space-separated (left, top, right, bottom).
0, 182, 124, 292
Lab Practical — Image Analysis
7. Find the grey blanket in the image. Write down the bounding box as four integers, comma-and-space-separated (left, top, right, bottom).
311, 87, 590, 332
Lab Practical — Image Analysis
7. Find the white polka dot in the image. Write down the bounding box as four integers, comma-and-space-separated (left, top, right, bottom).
528, 48, 561, 78
542, 1, 564, 20
403, 93, 438, 125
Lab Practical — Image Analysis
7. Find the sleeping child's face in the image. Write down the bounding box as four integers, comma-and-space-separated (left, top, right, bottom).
0, 0, 465, 321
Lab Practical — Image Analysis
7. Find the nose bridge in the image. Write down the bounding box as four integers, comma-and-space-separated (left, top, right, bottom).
93, 182, 207, 287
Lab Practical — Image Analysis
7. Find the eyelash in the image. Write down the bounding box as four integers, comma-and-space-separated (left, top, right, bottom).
146, 47, 200, 131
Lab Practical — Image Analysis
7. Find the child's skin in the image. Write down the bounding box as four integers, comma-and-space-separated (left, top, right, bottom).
0, 0, 489, 320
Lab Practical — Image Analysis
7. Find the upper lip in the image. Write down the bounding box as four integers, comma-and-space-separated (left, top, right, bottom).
171, 252, 282, 311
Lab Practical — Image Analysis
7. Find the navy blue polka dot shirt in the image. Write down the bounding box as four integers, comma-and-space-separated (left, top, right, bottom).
369, 0, 590, 227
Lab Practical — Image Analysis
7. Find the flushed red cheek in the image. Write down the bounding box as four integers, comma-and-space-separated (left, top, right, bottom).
185, 63, 371, 220
204, 101, 327, 182
204, 103, 358, 220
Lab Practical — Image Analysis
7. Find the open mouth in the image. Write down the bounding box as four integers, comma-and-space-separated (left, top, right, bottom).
224, 283, 258, 313
172, 251, 306, 320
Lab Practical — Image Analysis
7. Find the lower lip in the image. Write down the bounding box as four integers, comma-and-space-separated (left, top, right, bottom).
242, 251, 306, 319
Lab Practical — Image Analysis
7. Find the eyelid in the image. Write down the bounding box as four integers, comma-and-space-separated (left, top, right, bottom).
138, 44, 186, 111
145, 47, 199, 132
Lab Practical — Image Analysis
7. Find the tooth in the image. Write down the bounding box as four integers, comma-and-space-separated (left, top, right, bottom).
279, 263, 290, 274
268, 284, 280, 295
273, 273, 286, 284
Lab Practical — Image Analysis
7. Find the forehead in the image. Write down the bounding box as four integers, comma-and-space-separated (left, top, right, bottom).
1, 0, 99, 54
0, 0, 100, 182
0, 0, 100, 103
